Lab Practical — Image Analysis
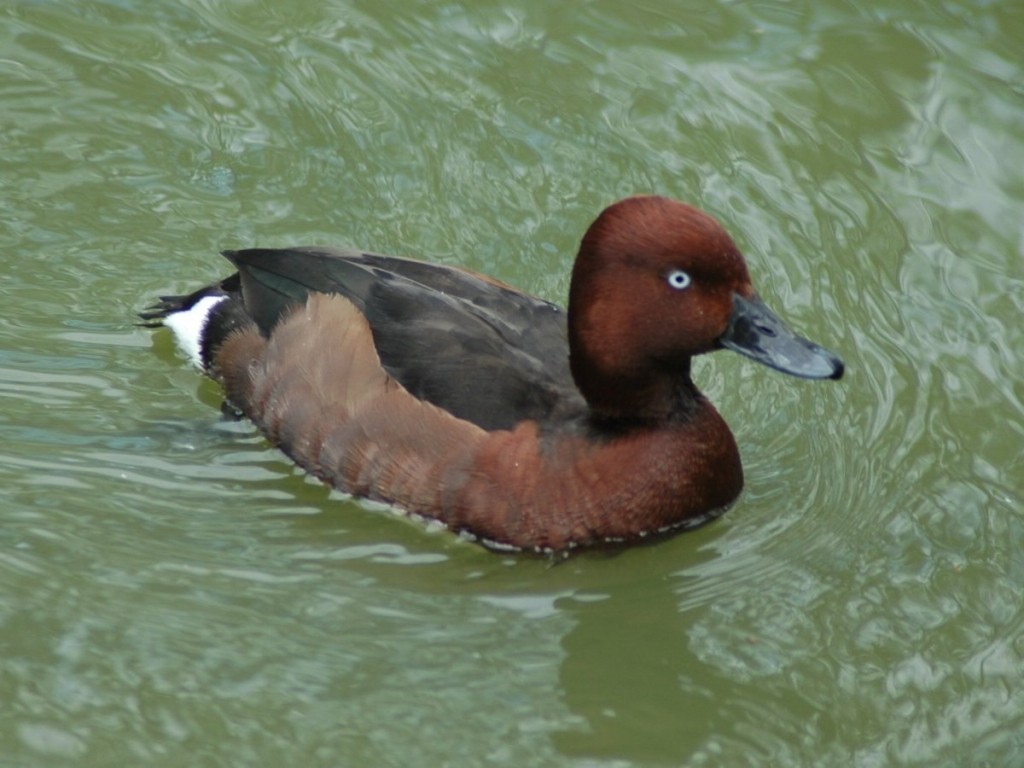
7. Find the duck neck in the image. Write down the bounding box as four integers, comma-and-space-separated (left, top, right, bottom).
570, 354, 704, 423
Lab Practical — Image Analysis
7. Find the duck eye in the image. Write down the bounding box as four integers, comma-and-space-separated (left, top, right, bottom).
666, 269, 692, 290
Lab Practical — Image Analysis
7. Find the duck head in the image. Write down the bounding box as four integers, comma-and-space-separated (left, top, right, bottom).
567, 196, 844, 419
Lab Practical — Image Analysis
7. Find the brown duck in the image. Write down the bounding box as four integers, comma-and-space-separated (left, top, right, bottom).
141, 196, 843, 553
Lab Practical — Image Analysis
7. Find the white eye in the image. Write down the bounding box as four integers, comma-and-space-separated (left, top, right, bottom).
666, 269, 692, 290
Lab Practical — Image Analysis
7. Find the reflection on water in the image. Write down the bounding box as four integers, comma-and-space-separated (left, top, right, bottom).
2, 0, 1023, 764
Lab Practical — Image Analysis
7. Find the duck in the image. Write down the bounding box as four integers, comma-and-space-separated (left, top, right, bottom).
140, 196, 843, 553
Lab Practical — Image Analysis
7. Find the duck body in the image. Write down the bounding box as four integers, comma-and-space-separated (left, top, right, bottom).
142, 196, 842, 553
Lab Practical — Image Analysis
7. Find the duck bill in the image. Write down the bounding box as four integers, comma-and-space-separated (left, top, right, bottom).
719, 294, 844, 380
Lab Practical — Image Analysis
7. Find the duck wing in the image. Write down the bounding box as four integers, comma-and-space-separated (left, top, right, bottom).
222, 247, 583, 432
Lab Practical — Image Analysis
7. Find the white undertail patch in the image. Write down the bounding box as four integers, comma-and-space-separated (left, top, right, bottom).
163, 295, 228, 369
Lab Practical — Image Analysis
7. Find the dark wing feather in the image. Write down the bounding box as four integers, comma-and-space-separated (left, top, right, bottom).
222, 247, 583, 431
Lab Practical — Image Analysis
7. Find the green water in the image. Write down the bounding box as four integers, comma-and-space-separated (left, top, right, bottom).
2, 0, 1022, 765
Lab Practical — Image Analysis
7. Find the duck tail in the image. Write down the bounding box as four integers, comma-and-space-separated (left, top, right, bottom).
138, 273, 246, 371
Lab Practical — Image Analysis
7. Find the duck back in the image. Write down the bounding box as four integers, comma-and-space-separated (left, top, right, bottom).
218, 248, 584, 431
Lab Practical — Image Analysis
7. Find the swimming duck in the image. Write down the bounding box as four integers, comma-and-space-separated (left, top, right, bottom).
141, 196, 843, 552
